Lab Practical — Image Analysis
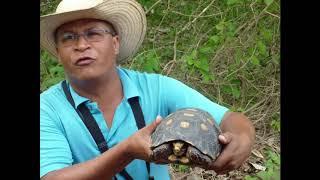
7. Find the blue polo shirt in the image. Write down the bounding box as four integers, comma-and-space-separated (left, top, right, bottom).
40, 67, 229, 179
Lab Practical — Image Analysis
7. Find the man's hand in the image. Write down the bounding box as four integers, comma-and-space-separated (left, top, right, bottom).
208, 112, 255, 174
209, 132, 252, 174
41, 116, 163, 180
127, 116, 162, 161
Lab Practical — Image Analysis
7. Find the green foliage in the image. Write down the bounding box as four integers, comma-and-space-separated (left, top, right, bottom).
40, 0, 61, 15
184, 48, 214, 83
222, 79, 241, 99
264, 0, 274, 6
172, 164, 190, 173
227, 0, 241, 6
142, 51, 160, 73
40, 50, 64, 92
270, 114, 280, 133
245, 150, 280, 180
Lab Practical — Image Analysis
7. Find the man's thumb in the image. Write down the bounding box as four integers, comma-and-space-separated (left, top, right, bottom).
146, 115, 162, 133
218, 132, 232, 144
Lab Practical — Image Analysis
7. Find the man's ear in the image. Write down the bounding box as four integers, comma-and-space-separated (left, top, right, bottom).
112, 36, 120, 55
55, 48, 62, 64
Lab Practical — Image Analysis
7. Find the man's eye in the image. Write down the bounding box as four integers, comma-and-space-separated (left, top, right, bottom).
86, 30, 103, 39
61, 33, 75, 41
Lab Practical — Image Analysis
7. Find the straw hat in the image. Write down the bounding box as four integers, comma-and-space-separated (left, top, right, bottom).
40, 0, 147, 62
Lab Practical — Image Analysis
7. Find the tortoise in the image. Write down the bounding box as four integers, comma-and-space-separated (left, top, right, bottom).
150, 108, 222, 168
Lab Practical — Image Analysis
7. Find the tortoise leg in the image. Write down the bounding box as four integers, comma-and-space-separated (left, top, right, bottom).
179, 156, 190, 164
186, 146, 212, 168
168, 154, 178, 163
152, 144, 172, 164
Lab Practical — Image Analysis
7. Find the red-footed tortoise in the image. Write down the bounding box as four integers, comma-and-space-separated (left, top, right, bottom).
151, 108, 222, 168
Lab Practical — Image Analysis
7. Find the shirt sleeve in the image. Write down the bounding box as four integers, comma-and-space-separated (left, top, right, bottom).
160, 75, 229, 125
40, 97, 73, 178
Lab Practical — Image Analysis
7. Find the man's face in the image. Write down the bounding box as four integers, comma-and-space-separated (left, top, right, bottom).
55, 19, 119, 81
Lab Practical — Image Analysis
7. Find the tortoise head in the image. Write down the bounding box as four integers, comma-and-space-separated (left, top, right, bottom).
172, 141, 186, 156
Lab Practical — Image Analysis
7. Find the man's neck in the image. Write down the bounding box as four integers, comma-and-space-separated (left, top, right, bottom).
68, 68, 124, 105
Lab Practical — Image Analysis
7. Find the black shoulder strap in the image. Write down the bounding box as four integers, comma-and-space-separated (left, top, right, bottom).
128, 97, 145, 129
128, 97, 154, 180
62, 80, 109, 153
62, 81, 133, 180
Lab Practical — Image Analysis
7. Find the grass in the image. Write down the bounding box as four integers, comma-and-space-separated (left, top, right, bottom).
40, 0, 280, 179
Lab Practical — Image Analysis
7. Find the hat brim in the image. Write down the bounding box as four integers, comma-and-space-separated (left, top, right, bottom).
40, 0, 146, 62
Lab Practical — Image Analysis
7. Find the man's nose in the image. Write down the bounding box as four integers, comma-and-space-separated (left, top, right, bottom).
74, 35, 90, 51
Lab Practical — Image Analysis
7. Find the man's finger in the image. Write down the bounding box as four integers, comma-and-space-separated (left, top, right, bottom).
218, 132, 233, 144
145, 115, 162, 133
212, 154, 232, 172
211, 138, 238, 170
155, 115, 162, 124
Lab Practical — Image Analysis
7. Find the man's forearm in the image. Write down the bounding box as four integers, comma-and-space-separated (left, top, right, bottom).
42, 139, 133, 180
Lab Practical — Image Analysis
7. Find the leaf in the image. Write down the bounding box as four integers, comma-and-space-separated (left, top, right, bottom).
200, 69, 214, 83
157, 27, 170, 33
49, 65, 64, 76
179, 166, 189, 172
248, 46, 255, 55
222, 85, 240, 99
252, 149, 264, 159
251, 56, 260, 65
267, 151, 280, 165
222, 85, 232, 94
271, 119, 280, 132
235, 50, 243, 65
202, 74, 211, 83
208, 35, 220, 45
186, 55, 194, 65
227, 0, 239, 6
226, 22, 237, 37
194, 57, 209, 72
261, 28, 273, 42
244, 175, 258, 180
230, 79, 241, 86
256, 170, 270, 179
186, 50, 197, 66
215, 21, 225, 31
190, 50, 197, 58
209, 35, 220, 43
249, 162, 266, 171
257, 41, 268, 57
198, 57, 209, 72
231, 86, 241, 99
264, 0, 273, 6
199, 47, 212, 54
41, 77, 65, 91
143, 58, 159, 73
173, 164, 189, 173
210, 74, 215, 81
272, 54, 280, 65
142, 52, 160, 73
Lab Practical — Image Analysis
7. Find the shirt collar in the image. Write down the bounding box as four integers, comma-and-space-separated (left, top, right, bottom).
117, 67, 140, 100
69, 82, 90, 108
68, 67, 140, 108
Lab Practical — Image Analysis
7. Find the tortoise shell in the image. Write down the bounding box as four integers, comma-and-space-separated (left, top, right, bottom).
151, 108, 222, 160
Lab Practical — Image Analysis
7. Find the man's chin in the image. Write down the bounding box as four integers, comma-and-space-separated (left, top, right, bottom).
68, 72, 101, 82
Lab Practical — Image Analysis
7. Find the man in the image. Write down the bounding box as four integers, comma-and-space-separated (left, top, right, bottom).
40, 0, 255, 179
